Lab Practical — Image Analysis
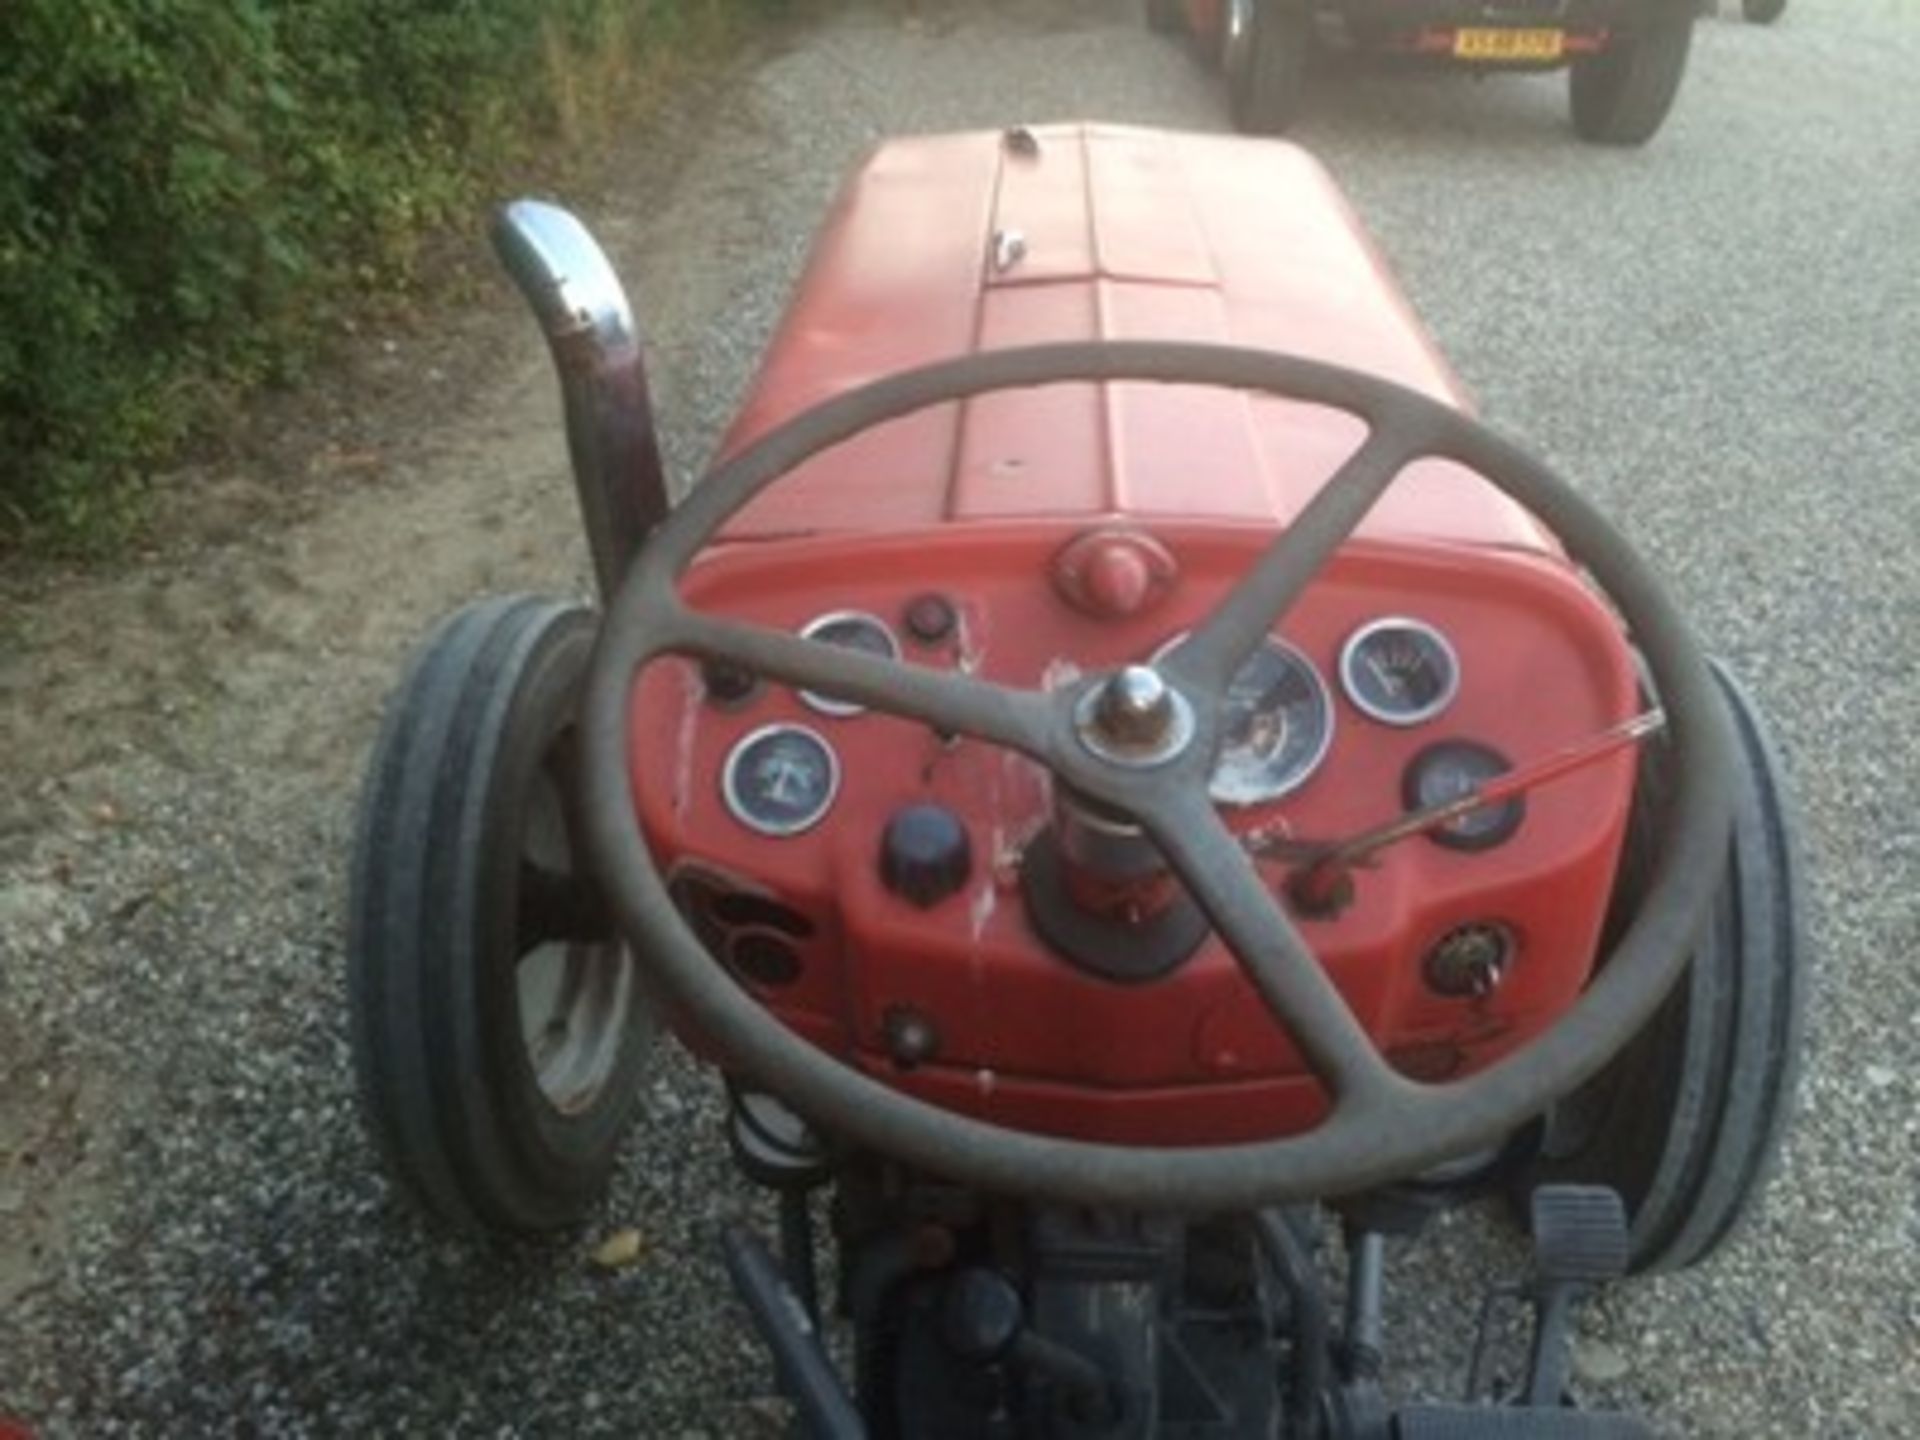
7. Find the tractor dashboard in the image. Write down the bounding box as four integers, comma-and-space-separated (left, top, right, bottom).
627, 519, 1637, 1144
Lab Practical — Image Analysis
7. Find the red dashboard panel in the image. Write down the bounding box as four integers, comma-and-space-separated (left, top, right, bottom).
628, 522, 1638, 1145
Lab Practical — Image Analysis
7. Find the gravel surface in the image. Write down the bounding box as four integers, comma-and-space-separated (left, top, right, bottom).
3, 1, 1916, 1434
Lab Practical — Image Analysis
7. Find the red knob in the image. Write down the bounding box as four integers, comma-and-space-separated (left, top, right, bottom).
1050, 528, 1179, 620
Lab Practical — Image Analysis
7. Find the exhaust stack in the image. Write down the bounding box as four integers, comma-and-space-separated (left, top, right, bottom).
492, 200, 670, 599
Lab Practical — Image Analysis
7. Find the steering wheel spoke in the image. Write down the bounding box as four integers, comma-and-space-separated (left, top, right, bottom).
1161, 421, 1430, 695
1141, 789, 1395, 1108
663, 604, 1057, 760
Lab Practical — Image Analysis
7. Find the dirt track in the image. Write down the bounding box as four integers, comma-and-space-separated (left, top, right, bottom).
3, 0, 1917, 1433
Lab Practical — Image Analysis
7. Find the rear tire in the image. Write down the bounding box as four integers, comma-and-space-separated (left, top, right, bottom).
1230, 0, 1313, 136
1146, 0, 1185, 36
348, 595, 650, 1233
1513, 660, 1807, 1273
1741, 0, 1787, 21
1569, 4, 1694, 145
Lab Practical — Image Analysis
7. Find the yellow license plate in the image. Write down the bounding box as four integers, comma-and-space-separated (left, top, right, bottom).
1453, 27, 1565, 60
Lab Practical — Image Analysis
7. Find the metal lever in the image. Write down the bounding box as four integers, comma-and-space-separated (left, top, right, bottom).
722, 1224, 867, 1439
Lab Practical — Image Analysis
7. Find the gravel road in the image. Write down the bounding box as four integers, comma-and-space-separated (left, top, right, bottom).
3, 0, 1916, 1434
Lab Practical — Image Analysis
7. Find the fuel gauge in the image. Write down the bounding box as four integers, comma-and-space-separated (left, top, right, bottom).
1340, 617, 1460, 727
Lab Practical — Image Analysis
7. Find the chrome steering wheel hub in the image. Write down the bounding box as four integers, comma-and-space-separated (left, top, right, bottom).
1073, 665, 1198, 768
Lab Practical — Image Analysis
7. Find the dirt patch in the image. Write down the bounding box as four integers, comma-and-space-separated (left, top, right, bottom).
0, 1009, 106, 1311
0, 22, 780, 1339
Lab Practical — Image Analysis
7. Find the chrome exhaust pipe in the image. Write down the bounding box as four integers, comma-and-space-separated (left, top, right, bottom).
492, 199, 671, 599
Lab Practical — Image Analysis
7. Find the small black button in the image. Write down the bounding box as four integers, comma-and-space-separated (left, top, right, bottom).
942, 1269, 1024, 1361
883, 1005, 940, 1068
880, 804, 972, 908
903, 593, 958, 645
701, 659, 758, 708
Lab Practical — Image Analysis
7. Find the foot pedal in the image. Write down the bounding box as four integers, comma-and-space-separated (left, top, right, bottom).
1522, 1186, 1629, 1408
1529, 1185, 1629, 1289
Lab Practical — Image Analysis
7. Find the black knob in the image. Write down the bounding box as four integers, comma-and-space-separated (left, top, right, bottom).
903, 592, 958, 645
700, 658, 758, 708
942, 1269, 1024, 1362
880, 804, 972, 908
883, 1005, 940, 1068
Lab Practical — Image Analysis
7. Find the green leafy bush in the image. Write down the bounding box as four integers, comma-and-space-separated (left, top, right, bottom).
0, 0, 764, 549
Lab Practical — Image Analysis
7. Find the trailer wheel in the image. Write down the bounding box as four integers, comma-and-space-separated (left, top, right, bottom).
1146, 0, 1185, 36
1569, 5, 1694, 145
1514, 660, 1807, 1273
348, 595, 650, 1233
1741, 0, 1786, 22
1230, 0, 1313, 136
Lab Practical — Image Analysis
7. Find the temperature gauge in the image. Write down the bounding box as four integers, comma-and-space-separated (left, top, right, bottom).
722, 725, 841, 836
1340, 617, 1459, 727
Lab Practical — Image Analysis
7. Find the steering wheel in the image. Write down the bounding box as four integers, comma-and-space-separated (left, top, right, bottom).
579, 342, 1735, 1209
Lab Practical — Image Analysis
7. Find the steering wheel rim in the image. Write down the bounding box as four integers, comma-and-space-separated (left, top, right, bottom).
579, 341, 1735, 1209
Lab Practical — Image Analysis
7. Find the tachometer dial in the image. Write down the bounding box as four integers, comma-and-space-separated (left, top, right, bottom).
722, 724, 841, 836
1156, 636, 1334, 805
1340, 618, 1459, 727
797, 611, 900, 716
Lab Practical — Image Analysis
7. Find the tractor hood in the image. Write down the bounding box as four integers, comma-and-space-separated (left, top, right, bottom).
718, 124, 1549, 551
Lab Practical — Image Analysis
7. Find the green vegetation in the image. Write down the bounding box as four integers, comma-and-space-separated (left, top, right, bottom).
0, 0, 776, 551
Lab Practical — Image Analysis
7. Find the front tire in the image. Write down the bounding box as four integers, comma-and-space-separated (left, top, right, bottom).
1514, 660, 1807, 1273
1741, 0, 1787, 22
1570, 4, 1695, 145
1230, 0, 1313, 136
348, 595, 650, 1233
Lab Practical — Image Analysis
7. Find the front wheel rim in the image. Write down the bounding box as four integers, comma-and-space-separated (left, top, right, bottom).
518, 940, 635, 1115
515, 751, 634, 1115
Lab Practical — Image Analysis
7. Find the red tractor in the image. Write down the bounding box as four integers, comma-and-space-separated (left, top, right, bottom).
1150, 0, 1697, 144
348, 124, 1803, 1435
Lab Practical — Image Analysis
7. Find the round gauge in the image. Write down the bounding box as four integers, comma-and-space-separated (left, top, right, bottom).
1155, 635, 1334, 805
1402, 740, 1525, 851
1340, 617, 1460, 727
797, 610, 900, 716
722, 724, 841, 837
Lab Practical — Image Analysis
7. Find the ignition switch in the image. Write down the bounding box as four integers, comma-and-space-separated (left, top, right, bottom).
1424, 922, 1515, 998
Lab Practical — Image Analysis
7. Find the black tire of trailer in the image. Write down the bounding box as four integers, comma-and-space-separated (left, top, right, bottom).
348, 595, 650, 1234
1231, 0, 1314, 136
1569, 4, 1695, 145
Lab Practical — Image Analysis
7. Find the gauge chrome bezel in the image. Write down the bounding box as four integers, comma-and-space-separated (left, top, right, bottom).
1152, 633, 1336, 806
796, 609, 901, 716
1339, 616, 1461, 728
721, 723, 842, 837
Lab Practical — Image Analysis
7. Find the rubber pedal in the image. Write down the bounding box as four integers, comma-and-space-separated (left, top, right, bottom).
1529, 1185, 1630, 1287
1394, 1404, 1655, 1438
